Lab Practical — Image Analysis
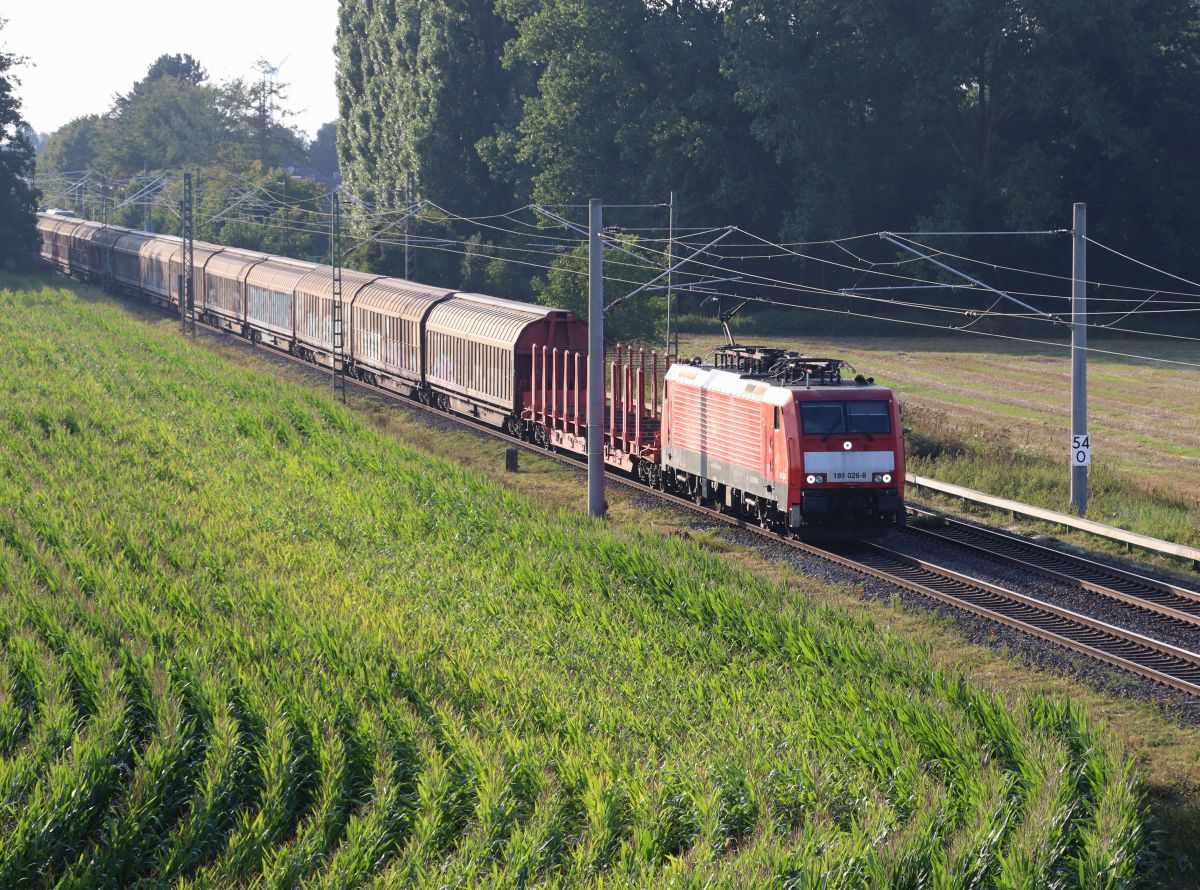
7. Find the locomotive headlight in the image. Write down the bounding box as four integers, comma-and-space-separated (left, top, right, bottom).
882, 473, 892, 484
872, 473, 894, 483
806, 474, 817, 484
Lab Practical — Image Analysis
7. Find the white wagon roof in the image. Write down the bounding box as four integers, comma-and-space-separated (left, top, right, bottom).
353, 277, 455, 322
296, 266, 382, 302
426, 293, 564, 350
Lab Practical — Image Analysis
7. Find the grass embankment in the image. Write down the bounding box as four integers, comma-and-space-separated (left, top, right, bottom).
679, 328, 1200, 561
0, 276, 1168, 885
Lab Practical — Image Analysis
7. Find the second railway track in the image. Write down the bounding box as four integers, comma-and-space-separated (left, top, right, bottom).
907, 507, 1200, 629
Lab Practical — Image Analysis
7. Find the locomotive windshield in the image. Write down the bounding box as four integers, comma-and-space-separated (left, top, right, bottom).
800, 400, 891, 435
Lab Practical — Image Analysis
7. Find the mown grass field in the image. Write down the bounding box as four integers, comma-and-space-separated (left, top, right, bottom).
0, 275, 1184, 886
678, 328, 1200, 560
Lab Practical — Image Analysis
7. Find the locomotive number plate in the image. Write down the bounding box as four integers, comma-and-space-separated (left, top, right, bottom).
829, 471, 871, 482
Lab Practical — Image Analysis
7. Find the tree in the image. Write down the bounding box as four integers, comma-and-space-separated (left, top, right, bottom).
38, 54, 306, 184
307, 120, 338, 181
337, 0, 519, 281
197, 166, 329, 258
144, 53, 207, 86
532, 237, 663, 346
723, 0, 1200, 269
219, 74, 306, 169
37, 115, 100, 174
95, 75, 229, 175
0, 20, 39, 269
488, 0, 777, 228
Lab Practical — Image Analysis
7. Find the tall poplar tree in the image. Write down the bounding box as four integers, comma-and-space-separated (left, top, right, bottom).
337, 0, 516, 213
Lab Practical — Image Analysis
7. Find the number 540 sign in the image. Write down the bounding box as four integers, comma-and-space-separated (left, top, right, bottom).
1071, 434, 1092, 467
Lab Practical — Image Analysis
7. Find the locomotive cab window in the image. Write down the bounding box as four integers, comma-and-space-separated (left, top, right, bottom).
800, 402, 845, 434
800, 400, 891, 435
845, 400, 891, 433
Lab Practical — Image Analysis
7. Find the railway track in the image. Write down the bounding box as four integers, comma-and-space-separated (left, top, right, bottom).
194, 319, 1200, 698
817, 540, 1200, 697
907, 507, 1200, 629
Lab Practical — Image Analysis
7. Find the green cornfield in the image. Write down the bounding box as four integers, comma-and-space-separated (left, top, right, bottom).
0, 277, 1147, 887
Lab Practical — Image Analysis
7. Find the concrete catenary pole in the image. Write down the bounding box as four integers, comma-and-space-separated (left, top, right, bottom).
665, 190, 675, 358
1070, 202, 1088, 515
404, 170, 414, 280
588, 198, 606, 518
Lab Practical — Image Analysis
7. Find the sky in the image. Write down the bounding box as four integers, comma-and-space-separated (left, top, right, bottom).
3, 1, 338, 142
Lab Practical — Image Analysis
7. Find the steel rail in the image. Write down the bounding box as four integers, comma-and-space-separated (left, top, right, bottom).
907, 507, 1200, 629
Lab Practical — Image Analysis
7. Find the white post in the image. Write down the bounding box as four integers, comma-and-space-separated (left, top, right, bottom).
1070, 202, 1088, 515
588, 199, 606, 518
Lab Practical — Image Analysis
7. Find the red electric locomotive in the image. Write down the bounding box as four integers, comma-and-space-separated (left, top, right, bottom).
660, 343, 905, 536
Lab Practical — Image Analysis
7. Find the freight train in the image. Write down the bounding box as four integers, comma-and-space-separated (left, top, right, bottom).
37, 211, 905, 537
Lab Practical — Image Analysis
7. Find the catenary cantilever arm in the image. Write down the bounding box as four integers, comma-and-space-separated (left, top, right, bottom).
879, 232, 1059, 321
606, 227, 735, 312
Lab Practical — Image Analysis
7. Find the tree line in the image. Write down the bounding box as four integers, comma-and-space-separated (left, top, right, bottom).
32, 53, 339, 260
7, 5, 1199, 336
336, 0, 1200, 336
